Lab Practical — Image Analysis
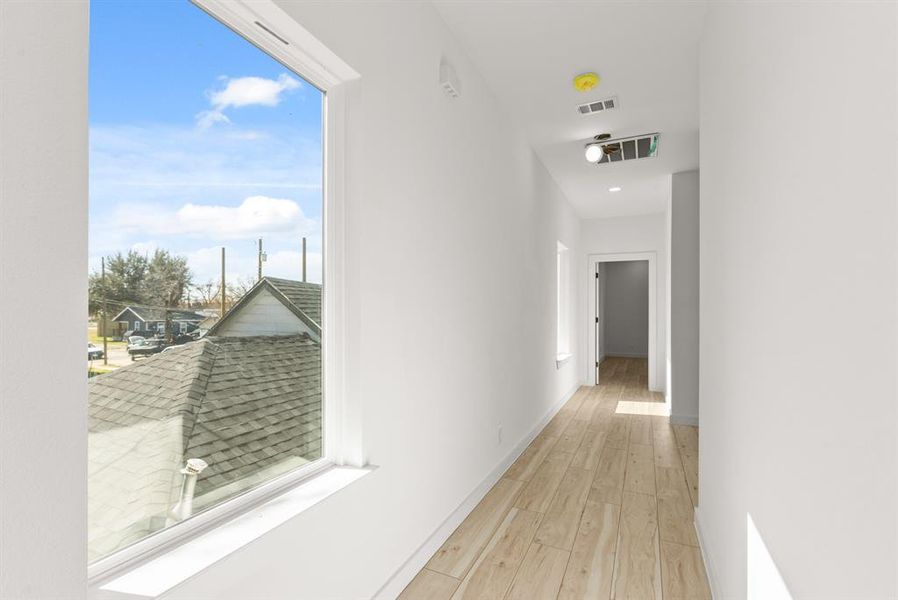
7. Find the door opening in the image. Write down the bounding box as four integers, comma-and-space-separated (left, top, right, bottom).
587, 252, 658, 391
595, 259, 650, 385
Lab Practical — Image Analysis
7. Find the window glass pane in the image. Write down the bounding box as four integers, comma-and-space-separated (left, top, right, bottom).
88, 0, 323, 563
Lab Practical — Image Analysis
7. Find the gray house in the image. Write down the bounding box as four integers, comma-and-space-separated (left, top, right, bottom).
111, 306, 205, 337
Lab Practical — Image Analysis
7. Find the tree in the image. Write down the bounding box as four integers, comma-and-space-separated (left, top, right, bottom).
143, 250, 193, 341
227, 276, 256, 303
88, 250, 148, 314
191, 276, 255, 314
143, 250, 192, 308
89, 250, 193, 340
191, 280, 221, 308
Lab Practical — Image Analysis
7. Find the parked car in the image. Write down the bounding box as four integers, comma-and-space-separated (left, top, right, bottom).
127, 338, 165, 360
123, 330, 158, 341
171, 333, 197, 345
88, 343, 104, 360
160, 333, 200, 354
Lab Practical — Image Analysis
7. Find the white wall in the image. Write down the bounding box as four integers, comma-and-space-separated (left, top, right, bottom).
602, 261, 649, 358
0, 2, 89, 598
699, 4, 897, 599
668, 171, 699, 424
1, 2, 582, 597
162, 5, 580, 597
580, 213, 667, 390
214, 289, 317, 339
0, 1, 583, 597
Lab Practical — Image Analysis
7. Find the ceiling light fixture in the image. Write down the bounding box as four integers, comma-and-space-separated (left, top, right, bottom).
584, 133, 613, 163
585, 144, 603, 163
609, 187, 622, 192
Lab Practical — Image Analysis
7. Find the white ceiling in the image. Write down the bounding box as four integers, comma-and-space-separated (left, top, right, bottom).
433, 1, 707, 219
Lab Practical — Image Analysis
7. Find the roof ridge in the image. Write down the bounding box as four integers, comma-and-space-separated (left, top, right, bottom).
178, 338, 220, 456
263, 275, 321, 286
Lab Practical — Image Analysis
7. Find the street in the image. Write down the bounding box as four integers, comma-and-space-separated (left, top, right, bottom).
88, 344, 131, 373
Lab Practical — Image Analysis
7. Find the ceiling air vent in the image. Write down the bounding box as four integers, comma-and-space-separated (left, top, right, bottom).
578, 96, 618, 115
593, 133, 660, 165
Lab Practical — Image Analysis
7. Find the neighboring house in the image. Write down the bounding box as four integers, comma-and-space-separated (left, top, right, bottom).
111, 306, 205, 337
209, 277, 321, 341
88, 334, 322, 561
196, 315, 219, 336
89, 280, 322, 560
88, 279, 323, 558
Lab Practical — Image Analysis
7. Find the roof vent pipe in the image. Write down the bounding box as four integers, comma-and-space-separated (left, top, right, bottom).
169, 458, 208, 524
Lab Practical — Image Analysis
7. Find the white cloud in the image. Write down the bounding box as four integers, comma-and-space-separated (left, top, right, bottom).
89, 123, 322, 198
113, 195, 317, 241
211, 74, 299, 109
88, 123, 323, 262
174, 196, 311, 238
225, 130, 268, 141
196, 74, 300, 129
195, 110, 231, 130
130, 241, 159, 255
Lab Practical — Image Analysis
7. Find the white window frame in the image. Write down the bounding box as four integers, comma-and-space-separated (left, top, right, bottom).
133, 320, 140, 331
179, 322, 187, 335
87, 0, 362, 586
556, 241, 572, 366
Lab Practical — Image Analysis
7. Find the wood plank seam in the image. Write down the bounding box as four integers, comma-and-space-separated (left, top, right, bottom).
402, 358, 709, 600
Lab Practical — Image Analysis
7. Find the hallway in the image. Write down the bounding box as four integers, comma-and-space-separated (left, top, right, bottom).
401, 358, 708, 600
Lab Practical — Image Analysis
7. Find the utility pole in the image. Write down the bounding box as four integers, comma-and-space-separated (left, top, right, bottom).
302, 237, 307, 283
257, 237, 264, 282
101, 257, 108, 365
220, 247, 226, 319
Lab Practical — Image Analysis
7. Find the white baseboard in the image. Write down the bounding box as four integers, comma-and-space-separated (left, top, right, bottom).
670, 413, 699, 426
604, 352, 649, 358
373, 382, 582, 599
694, 507, 720, 600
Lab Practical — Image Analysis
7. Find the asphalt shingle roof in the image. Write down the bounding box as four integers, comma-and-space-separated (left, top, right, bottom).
264, 277, 321, 327
88, 334, 321, 561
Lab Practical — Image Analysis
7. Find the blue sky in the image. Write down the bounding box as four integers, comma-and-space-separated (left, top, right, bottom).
89, 0, 323, 286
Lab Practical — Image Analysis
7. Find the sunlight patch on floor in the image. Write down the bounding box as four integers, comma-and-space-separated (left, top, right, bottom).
615, 400, 670, 416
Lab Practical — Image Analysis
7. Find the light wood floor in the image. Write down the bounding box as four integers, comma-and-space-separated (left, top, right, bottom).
400, 357, 708, 600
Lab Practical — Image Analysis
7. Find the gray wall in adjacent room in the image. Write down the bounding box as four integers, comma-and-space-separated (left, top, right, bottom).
603, 260, 649, 358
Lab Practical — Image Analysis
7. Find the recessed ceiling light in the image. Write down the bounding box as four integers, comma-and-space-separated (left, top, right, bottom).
609, 186, 622, 192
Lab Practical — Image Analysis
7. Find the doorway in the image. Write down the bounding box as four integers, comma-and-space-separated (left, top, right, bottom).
586, 252, 658, 389
596, 259, 649, 382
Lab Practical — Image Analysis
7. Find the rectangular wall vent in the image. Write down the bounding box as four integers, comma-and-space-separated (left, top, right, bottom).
578, 96, 618, 115
595, 133, 660, 165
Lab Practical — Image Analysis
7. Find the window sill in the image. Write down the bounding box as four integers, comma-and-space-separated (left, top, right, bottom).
90, 465, 373, 600
556, 352, 573, 368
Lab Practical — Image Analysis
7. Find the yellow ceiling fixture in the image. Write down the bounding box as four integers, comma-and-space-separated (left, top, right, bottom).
573, 72, 600, 92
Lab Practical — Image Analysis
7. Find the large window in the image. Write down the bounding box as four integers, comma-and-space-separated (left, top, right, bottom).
87, 1, 324, 564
